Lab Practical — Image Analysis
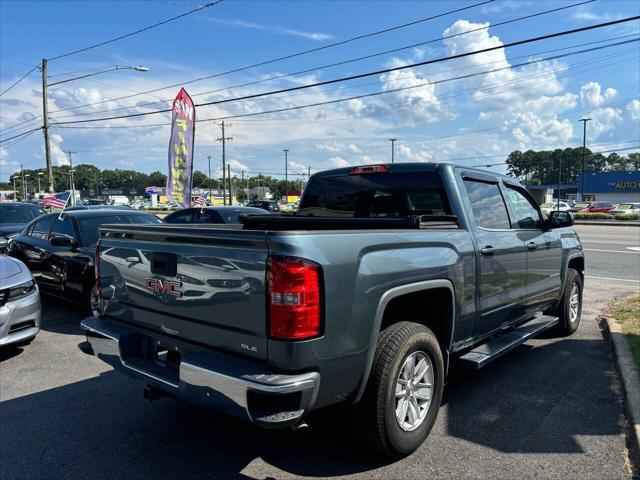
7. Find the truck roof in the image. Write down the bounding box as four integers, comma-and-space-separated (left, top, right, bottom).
312, 162, 514, 183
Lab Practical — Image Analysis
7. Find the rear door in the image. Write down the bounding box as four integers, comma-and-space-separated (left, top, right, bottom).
503, 183, 562, 313
99, 226, 270, 360
11, 214, 56, 290
460, 175, 528, 336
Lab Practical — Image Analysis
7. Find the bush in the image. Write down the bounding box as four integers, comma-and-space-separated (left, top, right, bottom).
613, 214, 640, 221
573, 213, 611, 220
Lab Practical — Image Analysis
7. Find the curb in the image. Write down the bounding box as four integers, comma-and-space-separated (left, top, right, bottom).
599, 315, 640, 456
575, 221, 640, 227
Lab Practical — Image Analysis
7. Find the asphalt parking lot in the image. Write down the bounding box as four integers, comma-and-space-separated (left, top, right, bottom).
1, 225, 639, 480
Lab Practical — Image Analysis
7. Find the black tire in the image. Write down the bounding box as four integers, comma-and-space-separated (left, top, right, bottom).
356, 321, 444, 457
84, 283, 100, 316
554, 268, 583, 336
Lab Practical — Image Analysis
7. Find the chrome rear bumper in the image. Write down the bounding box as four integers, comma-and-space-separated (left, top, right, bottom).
80, 316, 320, 427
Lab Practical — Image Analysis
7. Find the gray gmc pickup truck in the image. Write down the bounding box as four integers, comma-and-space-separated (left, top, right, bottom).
81, 163, 584, 456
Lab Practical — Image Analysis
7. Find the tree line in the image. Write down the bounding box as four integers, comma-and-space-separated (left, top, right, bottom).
1, 164, 307, 200
506, 148, 639, 185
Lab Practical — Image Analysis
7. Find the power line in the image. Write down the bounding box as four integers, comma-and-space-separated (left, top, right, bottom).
48, 1, 224, 61
42, 0, 493, 114
0, 64, 39, 97
47, 16, 640, 127
43, 0, 596, 120
0, 127, 43, 145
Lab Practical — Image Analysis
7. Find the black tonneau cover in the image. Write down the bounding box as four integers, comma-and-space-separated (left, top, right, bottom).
240, 214, 459, 231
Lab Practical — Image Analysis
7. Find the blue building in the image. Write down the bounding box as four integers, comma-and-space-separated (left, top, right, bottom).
525, 171, 639, 204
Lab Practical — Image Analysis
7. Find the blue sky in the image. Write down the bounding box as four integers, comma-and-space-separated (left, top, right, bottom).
1, 0, 638, 183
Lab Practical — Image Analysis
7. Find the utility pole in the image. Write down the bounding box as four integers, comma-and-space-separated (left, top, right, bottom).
579, 118, 591, 202
20, 165, 26, 201
206, 155, 213, 199
216, 121, 232, 205
66, 151, 76, 205
41, 58, 54, 193
283, 149, 289, 193
389, 138, 397, 164
241, 170, 244, 201
227, 164, 232, 204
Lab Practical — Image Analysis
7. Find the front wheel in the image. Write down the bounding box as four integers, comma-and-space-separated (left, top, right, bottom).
356, 321, 444, 457
554, 268, 583, 336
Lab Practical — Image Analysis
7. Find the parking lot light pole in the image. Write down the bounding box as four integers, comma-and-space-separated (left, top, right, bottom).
579, 118, 591, 202
389, 138, 397, 164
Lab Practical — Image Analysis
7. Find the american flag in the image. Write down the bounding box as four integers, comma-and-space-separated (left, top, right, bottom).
43, 191, 71, 209
191, 192, 209, 207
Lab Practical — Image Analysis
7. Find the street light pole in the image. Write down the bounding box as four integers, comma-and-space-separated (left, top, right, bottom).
37, 171, 44, 194
389, 138, 397, 164
41, 63, 149, 194
66, 151, 76, 205
579, 118, 591, 202
42, 59, 54, 193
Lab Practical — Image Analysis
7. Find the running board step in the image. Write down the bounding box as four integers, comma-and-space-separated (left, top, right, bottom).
458, 316, 559, 369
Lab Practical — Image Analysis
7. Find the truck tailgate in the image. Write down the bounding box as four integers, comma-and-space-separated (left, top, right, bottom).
98, 225, 268, 360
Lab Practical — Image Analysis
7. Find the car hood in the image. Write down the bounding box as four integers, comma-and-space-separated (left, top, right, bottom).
0, 255, 24, 280
0, 224, 25, 237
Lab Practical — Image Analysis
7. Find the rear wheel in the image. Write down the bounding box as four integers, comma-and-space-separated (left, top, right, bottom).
554, 268, 582, 336
357, 321, 444, 457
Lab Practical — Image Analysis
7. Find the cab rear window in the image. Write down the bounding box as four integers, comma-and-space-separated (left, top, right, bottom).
299, 172, 450, 218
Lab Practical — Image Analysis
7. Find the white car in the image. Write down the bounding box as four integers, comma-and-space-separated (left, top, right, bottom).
0, 255, 41, 347
609, 203, 640, 215
540, 201, 572, 217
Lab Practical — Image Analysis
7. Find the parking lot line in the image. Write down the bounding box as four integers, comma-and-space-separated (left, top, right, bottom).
586, 275, 640, 283
583, 248, 640, 255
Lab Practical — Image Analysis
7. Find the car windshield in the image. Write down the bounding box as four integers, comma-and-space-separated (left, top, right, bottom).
299, 172, 450, 218
575, 203, 590, 208
0, 205, 45, 225
540, 203, 554, 208
77, 214, 162, 246
617, 204, 633, 210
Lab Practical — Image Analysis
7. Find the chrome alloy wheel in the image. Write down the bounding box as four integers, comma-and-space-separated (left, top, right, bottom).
395, 351, 434, 432
569, 282, 580, 323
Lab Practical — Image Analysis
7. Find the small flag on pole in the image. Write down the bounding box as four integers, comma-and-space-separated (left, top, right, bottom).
43, 191, 71, 209
191, 192, 209, 207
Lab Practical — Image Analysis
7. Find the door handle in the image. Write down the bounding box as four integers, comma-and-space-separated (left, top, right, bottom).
481, 246, 496, 256
527, 242, 537, 251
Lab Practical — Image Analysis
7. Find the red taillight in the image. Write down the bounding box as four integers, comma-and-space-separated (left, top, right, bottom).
94, 243, 102, 302
268, 256, 322, 340
350, 164, 389, 175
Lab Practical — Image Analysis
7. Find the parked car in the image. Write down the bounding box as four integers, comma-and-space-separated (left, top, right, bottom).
570, 202, 590, 212
164, 206, 269, 224
608, 203, 640, 215
0, 202, 46, 252
81, 162, 583, 456
580, 201, 615, 213
246, 200, 280, 212
0, 255, 41, 348
279, 202, 299, 213
6, 210, 162, 314
540, 201, 572, 217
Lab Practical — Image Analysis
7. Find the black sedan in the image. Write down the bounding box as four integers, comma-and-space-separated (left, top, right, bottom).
0, 202, 46, 251
163, 206, 269, 224
246, 200, 280, 212
6, 209, 162, 314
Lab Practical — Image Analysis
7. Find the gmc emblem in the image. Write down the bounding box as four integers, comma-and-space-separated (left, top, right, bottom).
145, 278, 183, 297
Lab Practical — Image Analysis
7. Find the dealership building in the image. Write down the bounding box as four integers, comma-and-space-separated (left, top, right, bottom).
526, 170, 640, 204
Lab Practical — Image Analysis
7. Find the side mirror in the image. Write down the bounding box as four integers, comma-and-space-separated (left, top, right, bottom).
50, 235, 75, 247
545, 210, 574, 229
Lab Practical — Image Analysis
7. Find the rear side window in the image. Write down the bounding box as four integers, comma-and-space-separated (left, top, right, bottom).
166, 210, 195, 224
50, 218, 76, 239
299, 172, 450, 218
197, 210, 223, 223
463, 180, 510, 229
78, 214, 161, 246
504, 186, 542, 229
30, 215, 56, 239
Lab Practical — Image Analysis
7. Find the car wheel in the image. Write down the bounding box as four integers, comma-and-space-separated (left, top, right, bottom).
356, 321, 444, 457
554, 268, 583, 336
86, 284, 101, 316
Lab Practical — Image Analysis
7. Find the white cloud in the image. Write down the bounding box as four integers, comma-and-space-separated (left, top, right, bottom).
397, 144, 432, 162
49, 133, 68, 166
586, 107, 624, 139
579, 82, 617, 109
626, 99, 640, 121
327, 156, 351, 168
0, 147, 7, 160
204, 17, 333, 42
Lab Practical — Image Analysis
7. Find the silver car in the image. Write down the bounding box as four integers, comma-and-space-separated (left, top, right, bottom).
0, 255, 41, 347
